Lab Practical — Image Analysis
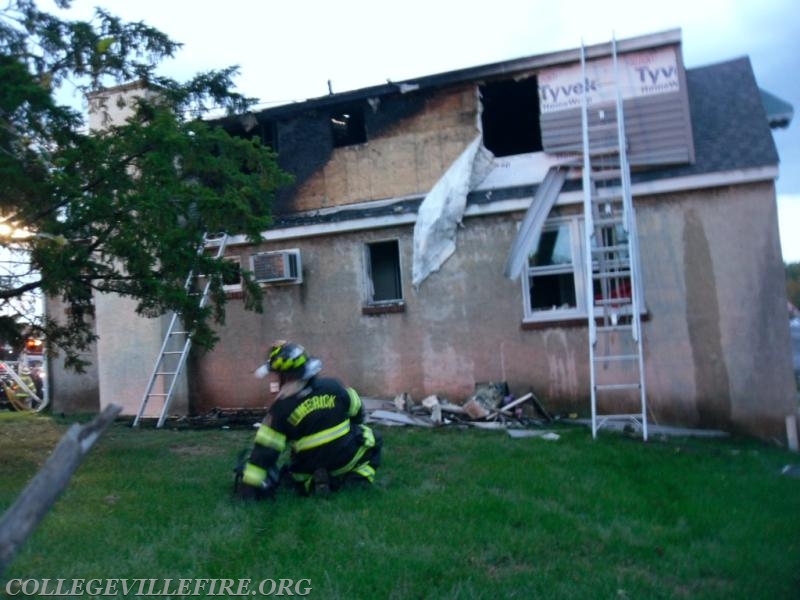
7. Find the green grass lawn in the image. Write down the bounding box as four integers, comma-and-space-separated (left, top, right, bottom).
1, 412, 799, 599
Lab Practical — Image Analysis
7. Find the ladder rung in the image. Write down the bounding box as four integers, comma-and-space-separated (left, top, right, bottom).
594, 257, 630, 267
147, 393, 168, 397
170, 331, 188, 336
593, 353, 639, 362
593, 217, 624, 227
163, 351, 184, 355
595, 383, 641, 391
596, 413, 645, 421
596, 324, 634, 333
587, 146, 620, 157
593, 270, 631, 279
588, 122, 618, 131
591, 169, 622, 181
156, 371, 177, 376
594, 297, 633, 306
592, 244, 629, 254
593, 262, 631, 271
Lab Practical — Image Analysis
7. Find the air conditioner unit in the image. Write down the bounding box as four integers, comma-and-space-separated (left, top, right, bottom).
251, 249, 302, 284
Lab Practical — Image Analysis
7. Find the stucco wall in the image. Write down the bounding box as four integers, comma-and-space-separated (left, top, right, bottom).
46, 296, 100, 414
193, 181, 795, 439
637, 181, 795, 436
94, 293, 188, 417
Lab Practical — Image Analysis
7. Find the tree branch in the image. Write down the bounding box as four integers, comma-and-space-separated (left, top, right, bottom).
0, 404, 122, 576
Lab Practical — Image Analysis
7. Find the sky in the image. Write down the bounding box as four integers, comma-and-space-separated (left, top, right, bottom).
49, 0, 800, 262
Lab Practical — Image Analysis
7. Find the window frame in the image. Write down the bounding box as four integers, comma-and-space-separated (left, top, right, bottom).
522, 215, 645, 324
221, 255, 243, 294
363, 238, 404, 307
522, 216, 586, 323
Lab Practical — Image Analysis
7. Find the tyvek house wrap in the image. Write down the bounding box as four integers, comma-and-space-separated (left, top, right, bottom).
412, 135, 494, 288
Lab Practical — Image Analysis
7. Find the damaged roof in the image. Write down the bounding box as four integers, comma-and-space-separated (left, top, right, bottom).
227, 29, 683, 125
267, 56, 782, 230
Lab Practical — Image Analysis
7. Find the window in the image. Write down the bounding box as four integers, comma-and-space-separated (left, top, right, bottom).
331, 108, 366, 147
480, 78, 543, 157
222, 256, 242, 293
365, 240, 402, 304
523, 219, 584, 321
522, 216, 644, 323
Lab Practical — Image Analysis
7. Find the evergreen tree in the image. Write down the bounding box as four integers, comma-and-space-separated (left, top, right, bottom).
0, 0, 289, 369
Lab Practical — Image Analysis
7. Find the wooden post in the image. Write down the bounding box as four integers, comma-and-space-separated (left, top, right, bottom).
0, 404, 122, 575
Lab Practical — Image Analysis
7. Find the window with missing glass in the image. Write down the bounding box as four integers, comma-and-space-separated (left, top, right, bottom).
365, 240, 402, 304
524, 220, 582, 320
522, 216, 644, 323
331, 108, 366, 148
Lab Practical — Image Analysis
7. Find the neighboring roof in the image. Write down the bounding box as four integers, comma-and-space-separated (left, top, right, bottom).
268, 56, 781, 230
760, 88, 794, 129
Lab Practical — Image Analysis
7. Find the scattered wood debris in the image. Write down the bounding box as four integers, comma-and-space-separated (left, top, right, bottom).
364, 384, 557, 437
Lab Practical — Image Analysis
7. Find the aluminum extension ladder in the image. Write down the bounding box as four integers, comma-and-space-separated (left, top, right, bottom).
580, 37, 648, 440
133, 233, 229, 428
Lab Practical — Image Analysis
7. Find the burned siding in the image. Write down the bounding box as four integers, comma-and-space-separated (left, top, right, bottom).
284, 85, 479, 213
241, 86, 474, 216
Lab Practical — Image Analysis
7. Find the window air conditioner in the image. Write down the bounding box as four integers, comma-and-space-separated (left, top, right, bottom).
251, 249, 302, 284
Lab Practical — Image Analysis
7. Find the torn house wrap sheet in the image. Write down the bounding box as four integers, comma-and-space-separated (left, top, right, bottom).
412, 135, 494, 288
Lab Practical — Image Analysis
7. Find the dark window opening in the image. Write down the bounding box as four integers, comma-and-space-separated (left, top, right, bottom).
331, 108, 366, 147
530, 273, 577, 311
480, 77, 543, 157
527, 224, 577, 313
367, 240, 402, 303
259, 120, 277, 151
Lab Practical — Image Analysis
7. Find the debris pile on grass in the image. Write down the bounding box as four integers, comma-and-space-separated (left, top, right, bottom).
365, 383, 561, 439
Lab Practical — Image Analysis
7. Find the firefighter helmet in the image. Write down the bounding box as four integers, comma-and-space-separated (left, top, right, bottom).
264, 342, 322, 380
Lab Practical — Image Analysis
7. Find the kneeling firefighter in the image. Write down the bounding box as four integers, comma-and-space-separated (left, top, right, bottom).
235, 342, 382, 499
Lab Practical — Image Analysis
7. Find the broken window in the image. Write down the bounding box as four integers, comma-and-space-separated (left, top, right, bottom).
365, 240, 402, 304
480, 77, 543, 157
331, 108, 366, 147
522, 217, 644, 323
525, 221, 579, 318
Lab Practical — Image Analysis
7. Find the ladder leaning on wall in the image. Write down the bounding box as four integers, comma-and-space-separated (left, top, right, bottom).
133, 233, 229, 428
580, 37, 648, 441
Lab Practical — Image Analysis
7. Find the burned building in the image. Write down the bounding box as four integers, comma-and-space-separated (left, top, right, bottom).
50, 29, 796, 440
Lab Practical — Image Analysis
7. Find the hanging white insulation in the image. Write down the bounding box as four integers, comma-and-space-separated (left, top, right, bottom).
411, 135, 494, 288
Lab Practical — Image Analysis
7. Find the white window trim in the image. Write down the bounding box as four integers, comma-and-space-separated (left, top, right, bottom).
522, 215, 646, 324
222, 256, 243, 293
522, 216, 587, 323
